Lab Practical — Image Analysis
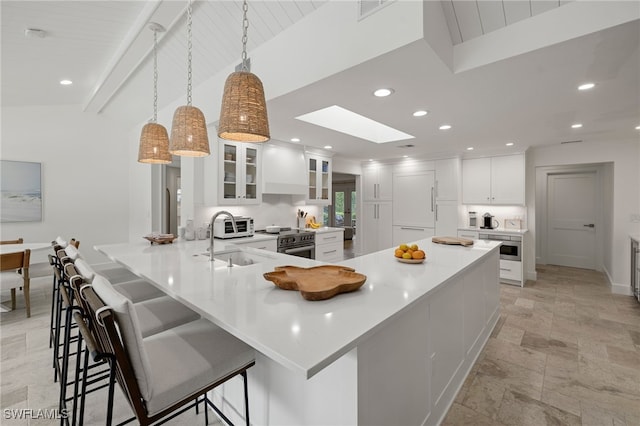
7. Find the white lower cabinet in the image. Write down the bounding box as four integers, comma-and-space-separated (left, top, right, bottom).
230, 238, 277, 252
315, 230, 344, 262
392, 226, 434, 246
499, 259, 522, 283
361, 201, 392, 254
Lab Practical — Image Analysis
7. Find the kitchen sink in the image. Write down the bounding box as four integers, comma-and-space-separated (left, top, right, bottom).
212, 248, 276, 267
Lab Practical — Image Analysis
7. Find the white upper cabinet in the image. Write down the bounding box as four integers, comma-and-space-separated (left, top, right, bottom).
306, 154, 331, 205
462, 154, 524, 205
218, 141, 261, 205
490, 154, 525, 205
435, 158, 460, 201
363, 164, 393, 201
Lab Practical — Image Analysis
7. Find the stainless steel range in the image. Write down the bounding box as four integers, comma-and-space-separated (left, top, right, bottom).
256, 227, 315, 259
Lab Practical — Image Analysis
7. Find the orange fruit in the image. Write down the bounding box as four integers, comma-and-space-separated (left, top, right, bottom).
412, 250, 425, 259
394, 249, 404, 258
406, 249, 414, 257
410, 244, 419, 251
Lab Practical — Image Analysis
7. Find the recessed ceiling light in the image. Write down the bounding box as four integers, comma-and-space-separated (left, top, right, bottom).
413, 110, 428, 117
578, 83, 595, 91
295, 105, 414, 143
466, 147, 474, 151
506, 142, 515, 146
368, 159, 373, 161
60, 79, 73, 85
290, 138, 300, 142
439, 124, 452, 130
571, 123, 583, 129
635, 125, 640, 130
324, 145, 332, 149
373, 88, 394, 97
402, 155, 409, 158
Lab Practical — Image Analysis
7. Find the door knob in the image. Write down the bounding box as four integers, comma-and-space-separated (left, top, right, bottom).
583, 224, 595, 228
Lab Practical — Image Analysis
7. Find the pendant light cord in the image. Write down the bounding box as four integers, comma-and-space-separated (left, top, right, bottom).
152, 29, 159, 123
186, 0, 193, 105
241, 0, 249, 71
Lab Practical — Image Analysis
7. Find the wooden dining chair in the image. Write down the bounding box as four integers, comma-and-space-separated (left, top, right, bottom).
0, 248, 31, 317
1, 238, 23, 245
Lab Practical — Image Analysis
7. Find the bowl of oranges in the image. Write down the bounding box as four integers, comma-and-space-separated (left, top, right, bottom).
394, 243, 426, 264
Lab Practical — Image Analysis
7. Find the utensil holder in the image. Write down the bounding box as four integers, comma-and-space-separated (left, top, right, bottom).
298, 218, 306, 229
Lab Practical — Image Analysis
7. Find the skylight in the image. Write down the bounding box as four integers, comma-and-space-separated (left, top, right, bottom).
295, 105, 414, 144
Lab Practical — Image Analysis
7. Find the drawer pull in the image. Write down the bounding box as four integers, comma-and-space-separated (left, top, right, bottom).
500, 268, 511, 272
324, 236, 337, 240
323, 250, 337, 254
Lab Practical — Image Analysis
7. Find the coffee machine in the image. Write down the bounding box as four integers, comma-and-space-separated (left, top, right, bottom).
481, 213, 499, 229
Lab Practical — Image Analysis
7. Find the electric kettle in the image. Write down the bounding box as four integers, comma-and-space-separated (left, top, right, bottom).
482, 213, 499, 229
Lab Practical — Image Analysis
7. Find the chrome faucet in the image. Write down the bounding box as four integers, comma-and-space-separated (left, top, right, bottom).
209, 210, 237, 262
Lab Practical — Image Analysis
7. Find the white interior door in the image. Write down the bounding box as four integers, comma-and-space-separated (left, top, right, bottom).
547, 172, 598, 269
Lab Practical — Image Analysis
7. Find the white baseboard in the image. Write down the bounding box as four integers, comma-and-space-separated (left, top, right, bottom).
603, 266, 632, 295
526, 270, 537, 281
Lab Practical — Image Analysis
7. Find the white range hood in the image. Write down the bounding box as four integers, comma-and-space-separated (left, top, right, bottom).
262, 142, 307, 195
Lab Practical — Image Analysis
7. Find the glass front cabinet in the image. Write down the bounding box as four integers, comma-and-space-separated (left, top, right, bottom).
218, 141, 261, 205
307, 154, 331, 205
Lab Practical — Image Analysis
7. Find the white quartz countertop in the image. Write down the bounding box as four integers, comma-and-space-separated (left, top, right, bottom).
95, 238, 500, 379
306, 226, 344, 233
213, 233, 278, 243
458, 227, 529, 235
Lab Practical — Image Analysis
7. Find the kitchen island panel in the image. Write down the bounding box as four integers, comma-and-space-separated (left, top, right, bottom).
95, 238, 500, 425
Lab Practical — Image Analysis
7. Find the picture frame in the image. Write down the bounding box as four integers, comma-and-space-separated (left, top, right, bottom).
1, 160, 42, 222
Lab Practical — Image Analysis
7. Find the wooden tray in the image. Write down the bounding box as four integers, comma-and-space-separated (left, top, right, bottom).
432, 236, 474, 246
143, 235, 176, 245
263, 265, 367, 301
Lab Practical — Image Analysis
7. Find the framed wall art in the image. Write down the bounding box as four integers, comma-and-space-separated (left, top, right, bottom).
1, 160, 42, 222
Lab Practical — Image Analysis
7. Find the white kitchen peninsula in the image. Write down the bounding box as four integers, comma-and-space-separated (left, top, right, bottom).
95, 237, 501, 425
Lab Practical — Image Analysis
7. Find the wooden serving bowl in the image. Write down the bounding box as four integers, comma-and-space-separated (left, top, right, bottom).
264, 265, 367, 301
143, 235, 176, 245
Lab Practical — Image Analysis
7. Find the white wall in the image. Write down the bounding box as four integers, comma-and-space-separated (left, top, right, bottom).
526, 139, 640, 291
1, 105, 131, 264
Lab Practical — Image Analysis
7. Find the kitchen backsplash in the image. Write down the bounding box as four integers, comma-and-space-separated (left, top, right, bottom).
462, 205, 527, 229
194, 194, 324, 230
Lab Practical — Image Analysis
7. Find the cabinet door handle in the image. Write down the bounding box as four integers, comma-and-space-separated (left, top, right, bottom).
435, 180, 439, 198
323, 249, 337, 254
373, 183, 377, 199
583, 224, 595, 228
500, 268, 512, 272
400, 227, 424, 231
436, 205, 438, 221
431, 187, 434, 212
325, 236, 337, 240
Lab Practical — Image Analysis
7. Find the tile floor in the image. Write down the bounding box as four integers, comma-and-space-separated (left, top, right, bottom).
1, 265, 639, 425
442, 265, 640, 426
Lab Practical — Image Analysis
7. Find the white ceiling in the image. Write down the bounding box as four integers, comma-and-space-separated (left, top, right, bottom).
442, 0, 572, 45
2, 1, 639, 163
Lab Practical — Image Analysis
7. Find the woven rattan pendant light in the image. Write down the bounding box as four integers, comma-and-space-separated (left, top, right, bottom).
169, 0, 210, 157
218, 0, 270, 143
138, 23, 171, 164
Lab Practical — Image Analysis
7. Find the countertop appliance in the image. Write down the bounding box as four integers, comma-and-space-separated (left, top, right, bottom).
255, 227, 315, 259
213, 216, 254, 239
469, 211, 477, 228
481, 213, 499, 229
479, 233, 521, 261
